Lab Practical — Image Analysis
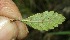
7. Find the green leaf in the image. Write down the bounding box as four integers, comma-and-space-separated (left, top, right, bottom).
21, 11, 65, 31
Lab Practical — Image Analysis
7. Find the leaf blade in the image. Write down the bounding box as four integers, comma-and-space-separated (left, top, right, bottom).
22, 11, 65, 31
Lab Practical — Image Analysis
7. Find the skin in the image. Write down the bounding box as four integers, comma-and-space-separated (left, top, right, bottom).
0, 0, 29, 40
0, 16, 18, 40
15, 21, 29, 39
0, 0, 22, 20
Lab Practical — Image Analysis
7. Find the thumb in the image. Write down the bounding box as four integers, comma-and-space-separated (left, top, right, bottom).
0, 16, 18, 40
